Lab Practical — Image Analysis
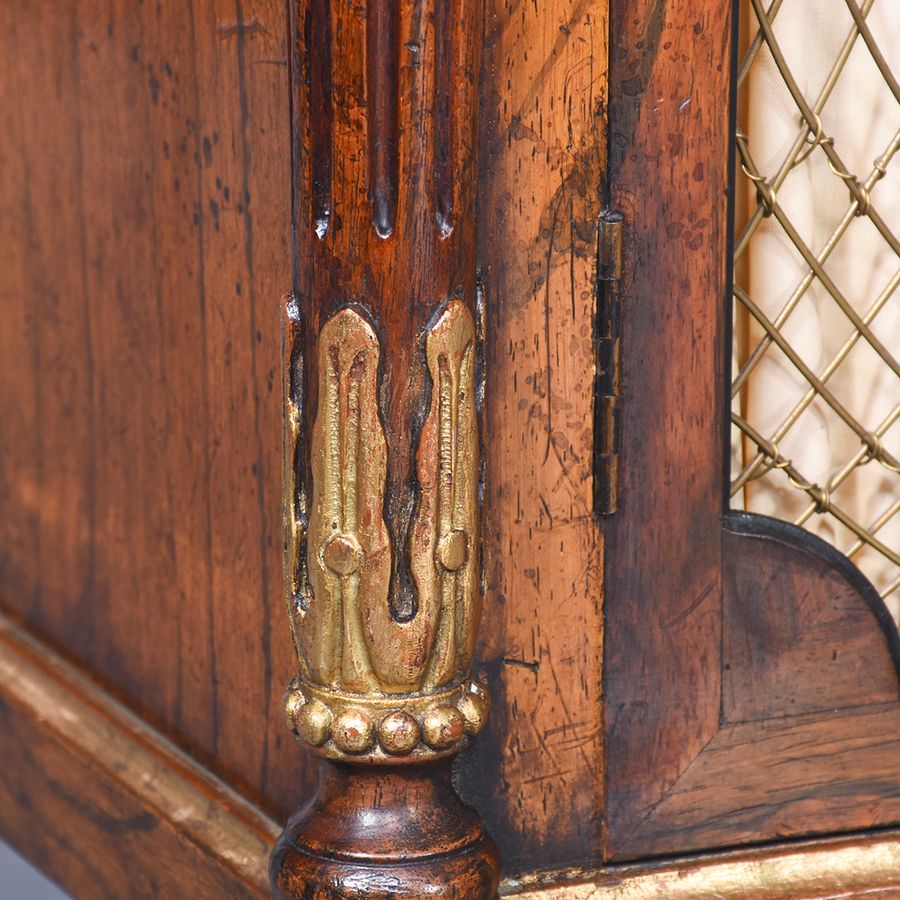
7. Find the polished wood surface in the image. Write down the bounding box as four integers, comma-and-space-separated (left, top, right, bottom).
276, 0, 501, 888
272, 761, 500, 899
722, 516, 900, 724
9, 589, 900, 900
0, 0, 612, 881
289, 0, 481, 605
617, 517, 900, 857
0, 0, 314, 828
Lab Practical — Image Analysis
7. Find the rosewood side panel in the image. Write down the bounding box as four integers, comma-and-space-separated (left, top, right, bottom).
0, 0, 313, 829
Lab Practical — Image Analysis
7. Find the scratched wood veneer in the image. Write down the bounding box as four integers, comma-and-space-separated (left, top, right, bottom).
461, 0, 608, 874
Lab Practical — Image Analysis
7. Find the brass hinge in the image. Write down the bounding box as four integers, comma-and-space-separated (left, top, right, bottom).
595, 211, 624, 516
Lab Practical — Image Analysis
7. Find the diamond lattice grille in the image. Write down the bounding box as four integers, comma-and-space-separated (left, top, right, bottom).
732, 0, 900, 609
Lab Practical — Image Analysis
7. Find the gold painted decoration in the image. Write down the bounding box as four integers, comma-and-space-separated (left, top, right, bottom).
412, 302, 480, 691
282, 300, 488, 762
281, 297, 306, 672
304, 307, 390, 693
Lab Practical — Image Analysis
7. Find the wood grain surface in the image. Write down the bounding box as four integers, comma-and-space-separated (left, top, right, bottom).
277, 0, 497, 888
460, 0, 609, 875
602, 0, 732, 859
271, 760, 501, 899
8, 0, 898, 886
722, 517, 900, 724
0, 0, 313, 829
616, 703, 900, 858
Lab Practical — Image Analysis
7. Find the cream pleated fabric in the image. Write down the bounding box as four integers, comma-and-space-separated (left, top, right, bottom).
735, 0, 900, 614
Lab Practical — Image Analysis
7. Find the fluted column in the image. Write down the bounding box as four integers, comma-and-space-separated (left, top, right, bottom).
270, 0, 498, 894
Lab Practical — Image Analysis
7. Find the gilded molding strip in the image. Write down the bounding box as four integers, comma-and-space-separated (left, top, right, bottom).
282, 300, 488, 762
505, 830, 900, 898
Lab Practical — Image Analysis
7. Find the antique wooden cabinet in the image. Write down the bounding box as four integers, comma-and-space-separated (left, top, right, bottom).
2, 0, 899, 896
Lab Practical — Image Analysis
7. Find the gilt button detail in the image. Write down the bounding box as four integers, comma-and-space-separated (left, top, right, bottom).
322, 533, 363, 575
436, 529, 468, 571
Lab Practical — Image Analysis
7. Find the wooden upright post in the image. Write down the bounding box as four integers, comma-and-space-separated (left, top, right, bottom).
270, 0, 499, 894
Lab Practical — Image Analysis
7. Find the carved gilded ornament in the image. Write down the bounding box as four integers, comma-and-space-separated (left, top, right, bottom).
282, 300, 488, 761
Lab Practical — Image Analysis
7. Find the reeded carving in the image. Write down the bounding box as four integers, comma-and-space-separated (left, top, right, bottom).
300, 0, 478, 241
282, 301, 488, 762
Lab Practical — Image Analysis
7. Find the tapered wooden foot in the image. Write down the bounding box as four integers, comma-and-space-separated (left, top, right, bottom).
270, 759, 500, 899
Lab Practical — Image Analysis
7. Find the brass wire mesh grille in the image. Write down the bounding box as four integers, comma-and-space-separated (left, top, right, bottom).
732, 0, 900, 605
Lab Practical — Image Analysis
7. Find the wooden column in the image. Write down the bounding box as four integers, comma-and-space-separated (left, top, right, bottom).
270, 0, 499, 895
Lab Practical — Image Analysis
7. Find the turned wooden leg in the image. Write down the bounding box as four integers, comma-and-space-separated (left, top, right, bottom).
274, 298, 497, 896
272, 0, 497, 894
270, 760, 499, 898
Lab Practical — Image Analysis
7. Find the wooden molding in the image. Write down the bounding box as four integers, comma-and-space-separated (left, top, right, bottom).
0, 611, 279, 899
610, 515, 900, 859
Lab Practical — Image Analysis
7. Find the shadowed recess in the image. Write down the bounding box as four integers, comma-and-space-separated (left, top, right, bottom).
433, 0, 454, 236
306, 0, 333, 237
367, 0, 399, 237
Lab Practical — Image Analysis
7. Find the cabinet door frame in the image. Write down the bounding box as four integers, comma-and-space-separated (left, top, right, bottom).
603, 0, 900, 863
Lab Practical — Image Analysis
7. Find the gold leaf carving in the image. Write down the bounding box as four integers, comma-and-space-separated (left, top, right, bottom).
283, 301, 486, 760
412, 300, 480, 690
304, 308, 390, 693
355, 300, 481, 693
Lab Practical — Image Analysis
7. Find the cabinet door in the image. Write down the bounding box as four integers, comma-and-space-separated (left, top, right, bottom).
603, 0, 900, 863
